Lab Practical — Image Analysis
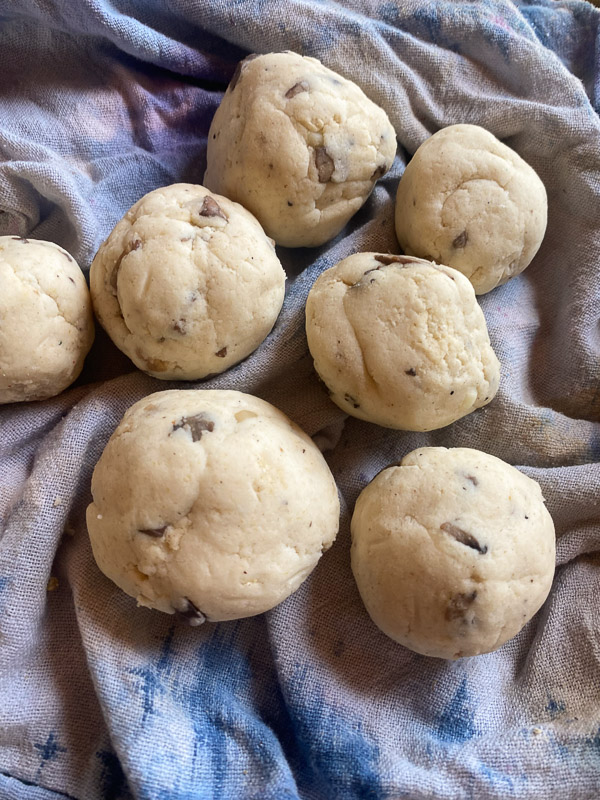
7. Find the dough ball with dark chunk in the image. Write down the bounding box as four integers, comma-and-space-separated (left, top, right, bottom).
205, 51, 397, 248
90, 184, 285, 380
87, 389, 340, 623
0, 236, 94, 403
351, 447, 556, 659
305, 252, 500, 431
395, 124, 547, 294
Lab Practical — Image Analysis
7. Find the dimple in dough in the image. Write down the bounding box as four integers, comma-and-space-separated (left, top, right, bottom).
395, 124, 548, 294
90, 184, 286, 380
351, 447, 556, 659
305, 252, 500, 431
86, 389, 340, 624
204, 51, 397, 248
0, 236, 94, 404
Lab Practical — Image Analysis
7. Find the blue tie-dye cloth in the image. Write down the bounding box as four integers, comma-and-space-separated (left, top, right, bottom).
1, 0, 600, 797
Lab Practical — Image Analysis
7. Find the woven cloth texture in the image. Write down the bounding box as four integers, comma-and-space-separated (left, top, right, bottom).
1, 1, 600, 797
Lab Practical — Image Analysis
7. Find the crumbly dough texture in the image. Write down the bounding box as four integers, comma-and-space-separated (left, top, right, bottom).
395, 124, 548, 294
351, 447, 556, 659
305, 253, 500, 431
87, 390, 340, 623
90, 184, 285, 380
0, 236, 94, 404
204, 51, 397, 247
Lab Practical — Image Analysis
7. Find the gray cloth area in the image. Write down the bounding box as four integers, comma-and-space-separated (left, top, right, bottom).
1, 1, 600, 798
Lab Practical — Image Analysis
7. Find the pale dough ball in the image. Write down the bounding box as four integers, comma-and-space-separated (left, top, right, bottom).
86, 389, 340, 623
0, 236, 94, 404
305, 252, 500, 431
395, 124, 547, 294
204, 51, 397, 247
90, 184, 285, 380
351, 447, 556, 659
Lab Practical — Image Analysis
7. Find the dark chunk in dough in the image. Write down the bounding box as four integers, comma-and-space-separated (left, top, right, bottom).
441, 522, 488, 554
315, 147, 335, 183
172, 413, 215, 442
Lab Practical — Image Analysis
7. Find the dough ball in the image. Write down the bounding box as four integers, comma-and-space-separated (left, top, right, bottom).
204, 51, 397, 248
90, 184, 285, 380
351, 447, 556, 659
86, 389, 340, 623
305, 252, 500, 431
395, 124, 547, 294
0, 236, 94, 404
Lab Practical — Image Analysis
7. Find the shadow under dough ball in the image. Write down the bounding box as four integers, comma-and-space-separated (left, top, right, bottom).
86, 389, 340, 623
90, 184, 285, 380
204, 51, 397, 248
0, 235, 94, 404
305, 252, 500, 431
395, 124, 548, 294
351, 447, 556, 659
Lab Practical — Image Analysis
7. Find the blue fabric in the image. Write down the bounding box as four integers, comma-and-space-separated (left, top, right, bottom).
1, 1, 600, 798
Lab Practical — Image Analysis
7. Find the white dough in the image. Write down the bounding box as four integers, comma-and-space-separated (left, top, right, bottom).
351, 447, 556, 659
86, 389, 340, 623
204, 51, 397, 247
90, 184, 285, 380
395, 124, 548, 294
305, 252, 500, 431
0, 236, 94, 404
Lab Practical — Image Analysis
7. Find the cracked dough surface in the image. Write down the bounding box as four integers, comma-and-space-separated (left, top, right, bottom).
90, 184, 285, 380
351, 447, 556, 659
86, 389, 340, 622
0, 236, 94, 404
305, 253, 500, 431
395, 124, 547, 294
204, 51, 397, 248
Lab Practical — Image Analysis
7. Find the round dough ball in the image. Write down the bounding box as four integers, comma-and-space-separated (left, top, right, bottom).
90, 184, 285, 380
351, 447, 556, 659
305, 252, 500, 431
0, 236, 94, 404
86, 389, 340, 623
204, 51, 397, 248
395, 124, 547, 294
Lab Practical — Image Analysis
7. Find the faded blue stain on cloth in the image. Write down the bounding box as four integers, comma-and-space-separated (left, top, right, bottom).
546, 696, 566, 720
127, 625, 176, 722
34, 731, 67, 780
0, 576, 11, 615
280, 664, 387, 799
113, 621, 300, 798
436, 678, 478, 744
479, 763, 517, 794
